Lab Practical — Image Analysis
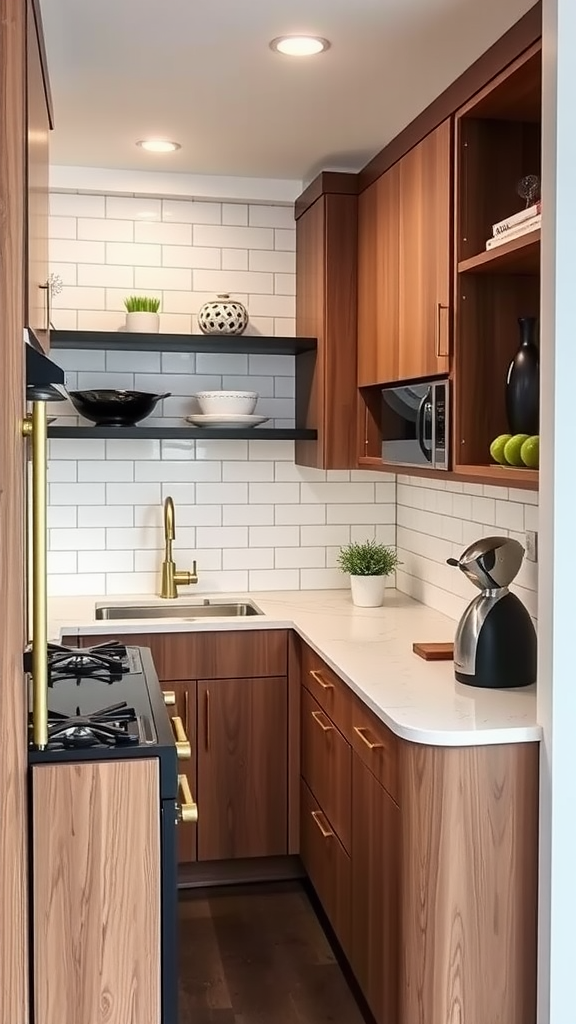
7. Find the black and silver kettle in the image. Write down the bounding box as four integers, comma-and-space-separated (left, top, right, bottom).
447, 536, 536, 689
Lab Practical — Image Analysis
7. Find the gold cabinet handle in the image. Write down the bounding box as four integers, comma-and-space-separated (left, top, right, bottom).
204, 688, 210, 751
23, 404, 49, 749
309, 669, 334, 691
311, 710, 333, 733
353, 725, 384, 751
171, 716, 191, 760
162, 690, 176, 706
177, 774, 198, 824
311, 810, 333, 839
184, 688, 189, 733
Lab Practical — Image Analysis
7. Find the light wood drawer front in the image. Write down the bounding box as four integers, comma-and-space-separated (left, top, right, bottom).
301, 688, 351, 852
300, 780, 351, 957
301, 644, 351, 736
350, 697, 398, 801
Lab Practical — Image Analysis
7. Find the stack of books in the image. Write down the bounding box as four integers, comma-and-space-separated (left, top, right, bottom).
485, 202, 541, 250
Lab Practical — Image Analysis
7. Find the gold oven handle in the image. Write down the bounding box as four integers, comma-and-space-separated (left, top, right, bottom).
177, 774, 198, 824
170, 715, 191, 759
22, 403, 49, 750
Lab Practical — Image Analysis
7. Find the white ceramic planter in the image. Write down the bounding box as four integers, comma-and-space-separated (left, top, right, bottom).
350, 574, 387, 608
125, 311, 160, 334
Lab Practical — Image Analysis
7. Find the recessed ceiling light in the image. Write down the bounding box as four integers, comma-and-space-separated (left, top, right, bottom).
270, 35, 330, 57
136, 139, 181, 153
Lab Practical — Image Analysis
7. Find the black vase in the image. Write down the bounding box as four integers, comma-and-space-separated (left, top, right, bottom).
505, 317, 540, 435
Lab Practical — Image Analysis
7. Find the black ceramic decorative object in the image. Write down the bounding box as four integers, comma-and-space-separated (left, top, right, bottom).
505, 317, 540, 435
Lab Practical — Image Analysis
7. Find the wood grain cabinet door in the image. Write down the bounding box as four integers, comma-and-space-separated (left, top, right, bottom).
398, 118, 451, 381
26, 0, 50, 344
197, 676, 288, 861
166, 680, 197, 864
357, 163, 400, 386
350, 754, 399, 1024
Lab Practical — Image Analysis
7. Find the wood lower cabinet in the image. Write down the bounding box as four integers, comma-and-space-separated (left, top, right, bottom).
351, 754, 399, 1024
300, 779, 351, 957
197, 676, 288, 861
32, 758, 161, 1024
301, 686, 351, 852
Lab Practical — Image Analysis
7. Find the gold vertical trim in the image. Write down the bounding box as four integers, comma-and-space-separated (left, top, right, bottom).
23, 402, 48, 749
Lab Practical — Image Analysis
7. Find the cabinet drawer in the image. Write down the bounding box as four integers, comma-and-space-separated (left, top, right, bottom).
301, 687, 351, 852
300, 780, 351, 956
301, 644, 351, 736
350, 697, 398, 802
72, 630, 288, 682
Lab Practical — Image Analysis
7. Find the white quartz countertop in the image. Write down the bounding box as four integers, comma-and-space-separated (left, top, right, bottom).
49, 588, 541, 748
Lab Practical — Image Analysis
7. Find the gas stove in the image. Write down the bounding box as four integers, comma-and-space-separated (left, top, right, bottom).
28, 643, 171, 759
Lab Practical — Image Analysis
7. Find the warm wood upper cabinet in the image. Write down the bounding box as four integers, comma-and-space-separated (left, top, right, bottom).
26, 0, 51, 347
357, 163, 400, 386
357, 119, 451, 387
295, 177, 358, 469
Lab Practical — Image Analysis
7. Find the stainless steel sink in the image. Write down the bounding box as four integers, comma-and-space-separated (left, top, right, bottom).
95, 600, 262, 620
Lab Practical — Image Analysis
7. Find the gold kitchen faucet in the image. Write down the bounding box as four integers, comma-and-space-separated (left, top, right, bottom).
160, 496, 198, 598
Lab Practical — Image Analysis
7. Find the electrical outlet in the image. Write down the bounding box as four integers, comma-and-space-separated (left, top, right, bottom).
525, 530, 538, 563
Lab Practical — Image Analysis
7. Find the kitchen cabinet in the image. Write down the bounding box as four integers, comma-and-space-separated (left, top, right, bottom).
357, 121, 450, 390
397, 118, 451, 381
357, 163, 400, 387
71, 630, 291, 865
197, 676, 288, 861
295, 173, 358, 469
32, 758, 161, 1024
350, 755, 399, 1024
26, 0, 52, 347
298, 638, 538, 1024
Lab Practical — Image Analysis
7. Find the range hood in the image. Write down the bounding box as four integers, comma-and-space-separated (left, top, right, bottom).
25, 329, 65, 400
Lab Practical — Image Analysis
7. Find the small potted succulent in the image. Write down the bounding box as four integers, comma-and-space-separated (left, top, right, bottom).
337, 539, 400, 608
124, 295, 161, 333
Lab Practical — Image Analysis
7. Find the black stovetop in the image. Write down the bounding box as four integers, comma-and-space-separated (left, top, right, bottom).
28, 644, 178, 797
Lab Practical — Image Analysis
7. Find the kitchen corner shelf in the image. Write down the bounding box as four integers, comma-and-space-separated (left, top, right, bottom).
47, 425, 317, 441
457, 229, 540, 275
49, 330, 317, 355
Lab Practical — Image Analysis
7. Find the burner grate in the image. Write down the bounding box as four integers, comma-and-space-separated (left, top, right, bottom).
47, 640, 130, 686
47, 701, 140, 749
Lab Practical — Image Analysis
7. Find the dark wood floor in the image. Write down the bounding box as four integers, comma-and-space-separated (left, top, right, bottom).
178, 881, 369, 1024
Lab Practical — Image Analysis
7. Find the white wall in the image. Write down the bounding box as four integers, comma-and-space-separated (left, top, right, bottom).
47, 190, 395, 596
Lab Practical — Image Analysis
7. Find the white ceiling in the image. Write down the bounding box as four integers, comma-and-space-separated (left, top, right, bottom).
40, 0, 534, 183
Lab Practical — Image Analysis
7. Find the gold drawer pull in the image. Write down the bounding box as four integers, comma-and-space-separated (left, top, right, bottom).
354, 725, 384, 751
311, 710, 333, 733
162, 690, 176, 706
171, 716, 191, 760
311, 810, 333, 839
309, 668, 334, 691
177, 774, 198, 824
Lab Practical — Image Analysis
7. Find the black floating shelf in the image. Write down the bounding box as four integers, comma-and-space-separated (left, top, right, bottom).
47, 426, 317, 441
50, 330, 317, 356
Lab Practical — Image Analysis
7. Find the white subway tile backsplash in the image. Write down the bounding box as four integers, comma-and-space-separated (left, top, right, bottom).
77, 263, 134, 288
50, 193, 105, 217
249, 569, 300, 591
197, 526, 248, 549
495, 499, 525, 532
105, 439, 161, 460
48, 506, 77, 528
79, 550, 134, 573
194, 224, 274, 250
50, 216, 77, 239
471, 495, 496, 526
274, 229, 296, 251
78, 218, 133, 242
301, 483, 374, 504
78, 461, 134, 483
249, 249, 295, 274
106, 196, 161, 220
135, 265, 192, 291
223, 504, 274, 527
223, 203, 248, 226
300, 568, 344, 590
223, 461, 274, 482
48, 461, 77, 483
106, 241, 161, 266
222, 248, 248, 271
223, 548, 273, 570
48, 551, 77, 574
249, 482, 299, 504
50, 483, 105, 505
274, 504, 325, 525
53, 284, 106, 309
136, 461, 221, 482
196, 482, 247, 505
106, 482, 162, 505
301, 525, 350, 547
78, 506, 134, 528
135, 221, 192, 245
162, 199, 221, 224
51, 239, 106, 264
249, 525, 300, 548
48, 573, 106, 597
275, 547, 325, 569
163, 245, 220, 270
51, 527, 105, 550
193, 269, 273, 294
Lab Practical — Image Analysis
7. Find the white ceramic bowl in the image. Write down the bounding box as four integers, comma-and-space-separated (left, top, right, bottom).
194, 390, 259, 416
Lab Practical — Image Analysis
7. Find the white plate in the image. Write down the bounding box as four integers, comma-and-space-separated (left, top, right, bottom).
185, 414, 270, 427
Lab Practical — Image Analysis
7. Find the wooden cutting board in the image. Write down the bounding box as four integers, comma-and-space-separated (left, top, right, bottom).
412, 642, 454, 661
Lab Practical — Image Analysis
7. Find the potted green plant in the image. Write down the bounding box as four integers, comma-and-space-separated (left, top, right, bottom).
337, 539, 400, 607
124, 295, 161, 334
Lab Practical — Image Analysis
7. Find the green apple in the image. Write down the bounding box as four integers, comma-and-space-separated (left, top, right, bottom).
489, 434, 512, 464
521, 435, 539, 469
504, 433, 530, 466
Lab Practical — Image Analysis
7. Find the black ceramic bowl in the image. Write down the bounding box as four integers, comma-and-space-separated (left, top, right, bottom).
67, 389, 170, 426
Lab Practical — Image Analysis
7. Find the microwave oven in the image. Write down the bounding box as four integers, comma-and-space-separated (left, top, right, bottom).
381, 379, 449, 471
